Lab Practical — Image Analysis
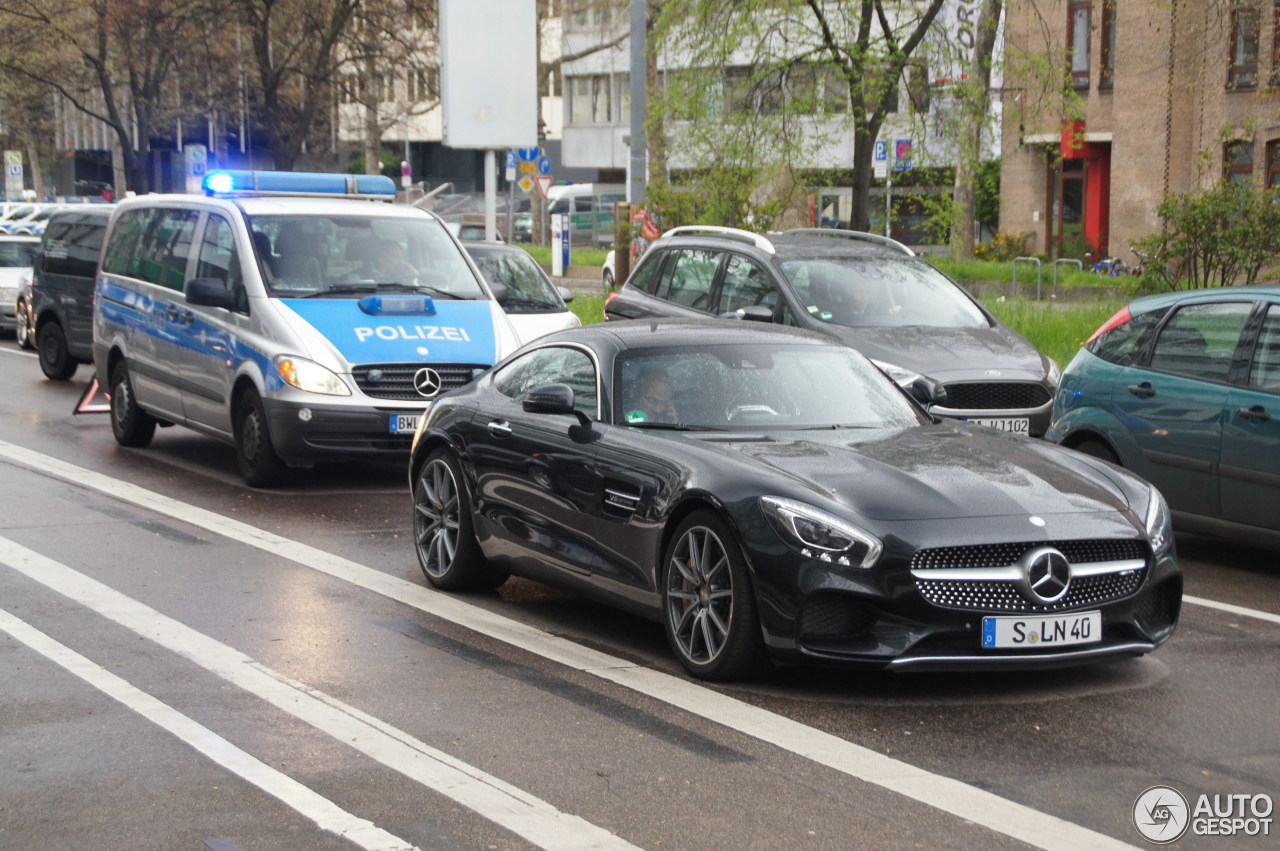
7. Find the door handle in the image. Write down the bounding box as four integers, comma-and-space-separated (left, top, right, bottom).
1236, 405, 1272, 423
1127, 382, 1156, 399
486, 419, 513, 438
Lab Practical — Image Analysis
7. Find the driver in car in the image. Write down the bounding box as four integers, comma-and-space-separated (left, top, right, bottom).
376, 240, 419, 282
624, 366, 679, 425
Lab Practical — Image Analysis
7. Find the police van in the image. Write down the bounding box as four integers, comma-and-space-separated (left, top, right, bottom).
93, 170, 521, 486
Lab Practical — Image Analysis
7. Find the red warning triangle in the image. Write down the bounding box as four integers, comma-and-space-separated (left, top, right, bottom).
74, 378, 112, 414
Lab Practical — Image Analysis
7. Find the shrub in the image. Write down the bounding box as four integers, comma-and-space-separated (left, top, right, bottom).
975, 230, 1032, 262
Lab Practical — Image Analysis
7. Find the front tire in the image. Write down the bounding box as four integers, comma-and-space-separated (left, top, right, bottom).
234, 389, 287, 488
38, 322, 77, 380
603, 268, 615, 290
413, 449, 506, 590
15, 299, 33, 349
662, 510, 768, 681
109, 360, 156, 447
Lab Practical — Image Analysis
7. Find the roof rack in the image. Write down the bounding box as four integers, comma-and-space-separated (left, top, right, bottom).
661, 225, 776, 254
780, 228, 915, 257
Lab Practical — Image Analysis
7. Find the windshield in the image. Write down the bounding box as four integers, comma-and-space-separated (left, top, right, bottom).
467, 246, 565, 313
614, 343, 926, 430
245, 213, 487, 299
778, 255, 989, 329
0, 241, 37, 267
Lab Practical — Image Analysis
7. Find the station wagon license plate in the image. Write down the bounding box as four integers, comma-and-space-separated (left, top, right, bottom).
964, 417, 1029, 433
981, 611, 1101, 649
389, 414, 421, 434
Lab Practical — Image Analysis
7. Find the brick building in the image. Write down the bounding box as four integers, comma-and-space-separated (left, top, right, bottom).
1001, 0, 1280, 263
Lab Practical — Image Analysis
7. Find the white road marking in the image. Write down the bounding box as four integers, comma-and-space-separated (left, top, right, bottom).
1184, 594, 1280, 625
0, 607, 418, 851
2, 440, 1233, 849
0, 537, 638, 851
0, 347, 37, 360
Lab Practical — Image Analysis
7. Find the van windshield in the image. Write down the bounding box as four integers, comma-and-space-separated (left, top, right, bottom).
245, 214, 488, 300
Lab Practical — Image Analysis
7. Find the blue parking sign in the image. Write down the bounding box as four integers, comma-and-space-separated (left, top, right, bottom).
874, 140, 887, 162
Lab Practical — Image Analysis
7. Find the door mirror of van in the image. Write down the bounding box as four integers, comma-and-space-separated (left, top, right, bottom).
557, 286, 574, 304
185, 277, 232, 309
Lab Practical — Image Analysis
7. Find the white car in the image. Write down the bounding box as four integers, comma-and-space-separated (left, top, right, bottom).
462, 241, 581, 345
602, 249, 616, 290
0, 234, 40, 338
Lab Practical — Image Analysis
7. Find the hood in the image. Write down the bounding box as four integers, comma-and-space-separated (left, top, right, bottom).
506, 310, 581, 346
717, 425, 1131, 521
277, 298, 515, 367
822, 324, 1047, 383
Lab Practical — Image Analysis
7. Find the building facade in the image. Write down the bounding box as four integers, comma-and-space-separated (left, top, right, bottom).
1002, 0, 1280, 262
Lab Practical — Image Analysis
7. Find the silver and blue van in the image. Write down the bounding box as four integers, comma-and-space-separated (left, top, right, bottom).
93, 170, 521, 486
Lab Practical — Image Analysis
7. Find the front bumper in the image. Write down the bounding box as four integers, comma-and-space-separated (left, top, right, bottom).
264, 397, 425, 467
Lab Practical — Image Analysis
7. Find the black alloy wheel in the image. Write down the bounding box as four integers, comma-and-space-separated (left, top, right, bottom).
662, 510, 768, 681
413, 449, 506, 591
234, 389, 286, 488
37, 321, 77, 380
109, 360, 156, 447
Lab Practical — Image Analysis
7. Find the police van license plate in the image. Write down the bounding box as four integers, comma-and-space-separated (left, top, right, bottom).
964, 417, 1029, 433
981, 611, 1101, 648
389, 414, 421, 434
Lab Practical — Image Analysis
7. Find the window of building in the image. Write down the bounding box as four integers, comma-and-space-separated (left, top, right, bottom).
820, 66, 849, 113
1228, 1, 1261, 89
568, 74, 611, 124
1226, 141, 1254, 184
614, 73, 630, 124
407, 67, 437, 104
1068, 1, 1092, 89
1099, 1, 1116, 89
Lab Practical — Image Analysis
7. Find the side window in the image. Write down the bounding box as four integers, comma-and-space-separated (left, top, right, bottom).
196, 215, 247, 312
626, 250, 664, 293
1086, 308, 1167, 365
548, 198, 569, 215
1247, 306, 1280, 392
717, 254, 777, 315
135, 208, 199, 290
493, 346, 598, 419
64, 220, 107, 280
1149, 302, 1252, 382
38, 218, 77, 275
102, 209, 152, 276
654, 248, 720, 310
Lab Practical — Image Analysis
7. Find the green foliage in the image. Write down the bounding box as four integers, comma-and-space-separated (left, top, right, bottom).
343, 149, 403, 180
519, 245, 611, 269
1132, 182, 1280, 290
975, 158, 1001, 229
981, 297, 1126, 368
568, 292, 606, 326
974, 230, 1032, 262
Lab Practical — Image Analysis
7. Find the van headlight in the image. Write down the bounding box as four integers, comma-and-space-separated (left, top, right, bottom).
1144, 485, 1173, 556
760, 496, 882, 568
275, 356, 351, 396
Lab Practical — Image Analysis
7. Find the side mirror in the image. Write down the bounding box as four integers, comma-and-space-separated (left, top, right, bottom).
735, 305, 774, 323
557, 286, 574, 304
909, 377, 948, 408
523, 383, 591, 426
488, 281, 509, 305
185, 277, 232, 309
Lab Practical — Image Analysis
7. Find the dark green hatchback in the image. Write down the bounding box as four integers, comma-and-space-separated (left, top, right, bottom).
1047, 285, 1280, 548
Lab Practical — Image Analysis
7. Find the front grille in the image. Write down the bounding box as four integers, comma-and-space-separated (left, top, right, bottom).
942, 382, 1050, 410
912, 539, 1147, 571
912, 538, 1149, 614
352, 363, 486, 400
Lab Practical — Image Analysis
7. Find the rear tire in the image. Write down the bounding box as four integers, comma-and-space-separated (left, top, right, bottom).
109, 361, 156, 448
38, 322, 77, 380
662, 509, 769, 681
15, 299, 33, 350
234, 389, 287, 488
1075, 438, 1121, 466
413, 449, 506, 591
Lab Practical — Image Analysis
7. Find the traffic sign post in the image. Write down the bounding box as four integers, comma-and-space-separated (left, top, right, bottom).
5, 150, 24, 200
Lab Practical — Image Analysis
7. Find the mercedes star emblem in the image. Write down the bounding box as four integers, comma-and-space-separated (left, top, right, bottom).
413, 367, 443, 398
1020, 546, 1072, 605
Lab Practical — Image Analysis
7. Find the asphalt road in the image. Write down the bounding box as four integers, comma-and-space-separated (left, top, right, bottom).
1, 341, 1277, 850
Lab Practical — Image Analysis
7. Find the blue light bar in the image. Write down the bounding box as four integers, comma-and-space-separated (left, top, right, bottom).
202, 170, 398, 200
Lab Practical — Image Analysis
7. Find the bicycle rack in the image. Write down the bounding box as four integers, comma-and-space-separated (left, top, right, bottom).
1012, 257, 1042, 299
1052, 258, 1083, 294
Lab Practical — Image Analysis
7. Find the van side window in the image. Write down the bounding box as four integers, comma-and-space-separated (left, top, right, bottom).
136, 209, 199, 290
196, 215, 247, 312
102, 209, 152, 276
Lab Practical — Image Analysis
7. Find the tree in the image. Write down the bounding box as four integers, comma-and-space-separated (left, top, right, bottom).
948, 0, 1002, 257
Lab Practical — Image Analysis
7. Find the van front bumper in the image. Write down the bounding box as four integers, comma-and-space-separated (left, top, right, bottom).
265, 397, 426, 466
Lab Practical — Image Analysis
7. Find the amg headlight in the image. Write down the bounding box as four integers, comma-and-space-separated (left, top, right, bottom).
760, 496, 882, 568
1144, 485, 1173, 556
275, 355, 351, 396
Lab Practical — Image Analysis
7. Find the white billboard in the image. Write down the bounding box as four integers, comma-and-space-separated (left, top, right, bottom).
439, 0, 538, 150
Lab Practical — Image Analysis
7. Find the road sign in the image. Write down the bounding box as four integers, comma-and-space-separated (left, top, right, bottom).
5, 150, 23, 199
894, 138, 912, 171
537, 155, 551, 176
518, 175, 534, 193
535, 175, 553, 197
873, 140, 888, 179
517, 147, 540, 162
505, 152, 516, 181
